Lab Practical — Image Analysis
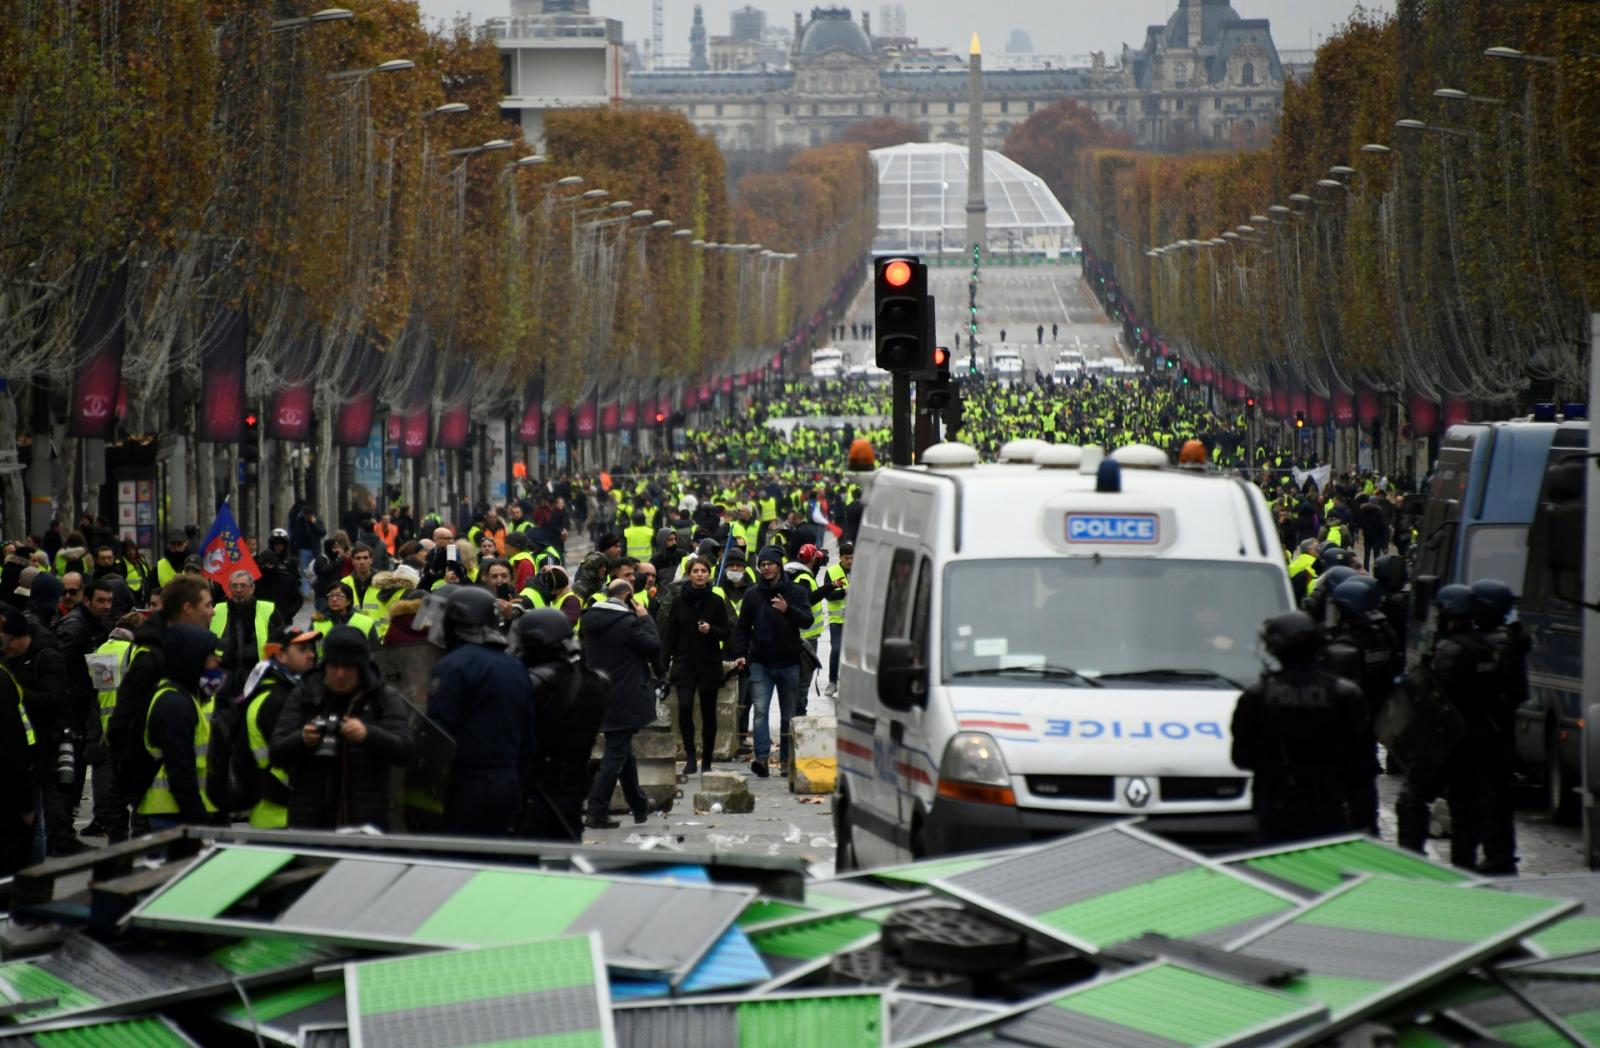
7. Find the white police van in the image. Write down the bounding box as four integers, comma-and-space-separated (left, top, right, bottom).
834, 440, 1294, 867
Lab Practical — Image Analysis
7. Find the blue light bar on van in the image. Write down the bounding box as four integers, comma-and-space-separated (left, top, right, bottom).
1562, 403, 1587, 421
1532, 403, 1558, 422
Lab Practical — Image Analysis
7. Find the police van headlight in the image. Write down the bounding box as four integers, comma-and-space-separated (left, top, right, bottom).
936, 732, 1015, 806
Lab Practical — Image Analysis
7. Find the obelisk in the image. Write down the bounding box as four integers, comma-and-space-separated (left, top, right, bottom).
965, 32, 988, 256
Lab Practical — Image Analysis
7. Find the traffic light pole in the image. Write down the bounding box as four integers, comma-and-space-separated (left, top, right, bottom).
891, 371, 913, 466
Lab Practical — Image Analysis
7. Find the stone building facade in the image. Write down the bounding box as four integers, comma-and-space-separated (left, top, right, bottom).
621, 1, 1289, 153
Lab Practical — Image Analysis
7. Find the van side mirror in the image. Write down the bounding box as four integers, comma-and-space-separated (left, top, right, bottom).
1412, 575, 1438, 623
878, 638, 927, 712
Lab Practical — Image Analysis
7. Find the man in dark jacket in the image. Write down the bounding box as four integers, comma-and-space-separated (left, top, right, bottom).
268, 625, 414, 830
427, 587, 537, 836
50, 576, 113, 844
1, 605, 41, 873
651, 528, 686, 588
253, 547, 304, 627
135, 624, 222, 828
109, 576, 215, 832
513, 610, 606, 842
730, 546, 813, 778
13, 573, 80, 854
580, 580, 661, 829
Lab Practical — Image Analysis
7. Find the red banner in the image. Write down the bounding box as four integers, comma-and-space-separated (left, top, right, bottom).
198, 308, 248, 443
436, 404, 470, 450
620, 400, 638, 429
397, 406, 430, 459
268, 383, 313, 442
1408, 392, 1441, 437
720, 375, 734, 394
553, 405, 570, 436
67, 266, 126, 439
333, 389, 377, 447
515, 377, 543, 446
1443, 395, 1471, 429
1356, 386, 1382, 428
600, 401, 619, 435
1308, 395, 1329, 427
575, 402, 596, 439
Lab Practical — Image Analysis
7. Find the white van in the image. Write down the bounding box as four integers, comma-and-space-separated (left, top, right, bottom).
990, 350, 1023, 379
811, 347, 843, 381
1052, 351, 1086, 382
834, 442, 1293, 868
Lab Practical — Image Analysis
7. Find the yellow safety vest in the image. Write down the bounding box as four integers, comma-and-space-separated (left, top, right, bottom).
156, 559, 178, 588
92, 636, 133, 732
624, 525, 654, 560
519, 586, 548, 608
245, 679, 290, 829
1288, 553, 1318, 584
313, 613, 377, 644
3, 663, 34, 747
1325, 525, 1344, 548
759, 497, 777, 523
138, 683, 217, 816
210, 600, 276, 663
825, 563, 848, 626
348, 576, 386, 625
791, 569, 824, 641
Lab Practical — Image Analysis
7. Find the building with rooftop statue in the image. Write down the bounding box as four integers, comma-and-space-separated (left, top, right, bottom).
621, 0, 1291, 153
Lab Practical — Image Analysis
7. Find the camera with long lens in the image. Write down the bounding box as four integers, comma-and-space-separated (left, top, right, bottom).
55, 734, 77, 789
311, 715, 344, 759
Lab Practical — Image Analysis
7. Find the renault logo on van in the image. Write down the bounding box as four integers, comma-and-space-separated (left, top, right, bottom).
1125, 777, 1151, 808
1066, 513, 1159, 544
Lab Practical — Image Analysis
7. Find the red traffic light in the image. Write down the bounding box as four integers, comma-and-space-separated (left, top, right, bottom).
243, 413, 258, 429
655, 412, 666, 424
883, 259, 912, 288
933, 346, 949, 367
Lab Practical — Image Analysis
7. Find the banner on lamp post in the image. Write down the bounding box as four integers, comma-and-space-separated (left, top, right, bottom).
197, 307, 248, 443
67, 265, 127, 439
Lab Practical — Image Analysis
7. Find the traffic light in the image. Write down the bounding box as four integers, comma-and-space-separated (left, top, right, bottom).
919, 346, 954, 410
1295, 411, 1306, 430
874, 255, 927, 371
243, 410, 259, 432
1246, 395, 1256, 409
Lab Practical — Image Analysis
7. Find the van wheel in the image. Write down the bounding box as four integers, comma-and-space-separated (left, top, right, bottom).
1547, 726, 1579, 825
833, 794, 859, 872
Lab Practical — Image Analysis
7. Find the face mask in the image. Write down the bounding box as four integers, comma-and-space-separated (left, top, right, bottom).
725, 568, 745, 583
199, 669, 226, 698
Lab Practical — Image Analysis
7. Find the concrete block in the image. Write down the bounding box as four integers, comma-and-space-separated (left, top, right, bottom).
788, 715, 837, 795
663, 669, 743, 760
693, 777, 755, 814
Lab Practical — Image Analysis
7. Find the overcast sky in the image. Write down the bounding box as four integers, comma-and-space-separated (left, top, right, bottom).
417, 0, 1393, 61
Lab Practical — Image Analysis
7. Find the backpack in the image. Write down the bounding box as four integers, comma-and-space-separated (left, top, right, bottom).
206, 694, 260, 813
573, 551, 608, 600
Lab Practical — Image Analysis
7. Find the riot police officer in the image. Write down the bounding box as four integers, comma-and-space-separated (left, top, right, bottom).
425, 587, 537, 837
511, 609, 606, 842
1321, 577, 1398, 834
1232, 611, 1372, 844
1300, 564, 1357, 624
1371, 553, 1410, 654
1394, 584, 1504, 871
1469, 578, 1527, 875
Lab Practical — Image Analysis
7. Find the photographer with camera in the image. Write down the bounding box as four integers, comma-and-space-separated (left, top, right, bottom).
269, 625, 413, 830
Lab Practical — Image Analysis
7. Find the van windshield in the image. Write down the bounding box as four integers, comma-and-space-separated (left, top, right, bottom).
942, 558, 1290, 687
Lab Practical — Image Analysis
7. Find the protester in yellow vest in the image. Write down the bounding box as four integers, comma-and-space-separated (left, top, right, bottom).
313, 583, 379, 650
155, 531, 189, 589
210, 572, 281, 697
624, 512, 654, 560
819, 542, 853, 699
240, 628, 319, 829
138, 624, 222, 827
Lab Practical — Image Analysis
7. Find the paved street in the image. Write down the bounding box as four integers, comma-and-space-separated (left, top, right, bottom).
833, 262, 1128, 377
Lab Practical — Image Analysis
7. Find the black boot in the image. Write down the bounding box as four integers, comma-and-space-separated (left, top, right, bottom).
584, 810, 620, 830
683, 755, 698, 775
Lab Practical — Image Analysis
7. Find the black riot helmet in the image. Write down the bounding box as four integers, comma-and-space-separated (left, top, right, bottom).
1318, 546, 1355, 571
442, 585, 504, 647
1469, 578, 1516, 627
513, 608, 579, 664
1260, 611, 1326, 664
1372, 554, 1408, 593
1433, 584, 1476, 625
1331, 578, 1380, 617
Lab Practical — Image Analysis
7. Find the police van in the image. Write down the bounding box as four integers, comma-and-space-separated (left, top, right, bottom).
834, 440, 1294, 867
